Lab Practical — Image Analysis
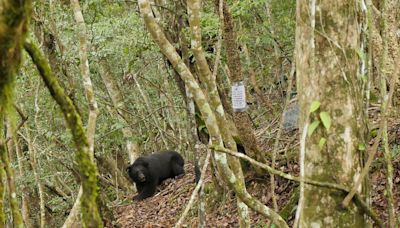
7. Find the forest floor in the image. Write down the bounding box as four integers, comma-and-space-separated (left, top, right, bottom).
114, 121, 400, 227
114, 159, 400, 227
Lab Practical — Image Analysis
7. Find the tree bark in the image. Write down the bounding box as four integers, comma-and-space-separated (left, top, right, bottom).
0, 126, 24, 227
5, 117, 33, 227
24, 41, 102, 228
137, 0, 288, 226
187, 0, 250, 226
0, 0, 32, 227
220, 0, 266, 168
25, 128, 47, 228
0, 160, 5, 226
62, 0, 102, 226
378, 1, 395, 226
295, 0, 367, 226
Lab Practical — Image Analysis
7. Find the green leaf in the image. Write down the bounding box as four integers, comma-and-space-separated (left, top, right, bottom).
320, 112, 331, 130
370, 128, 378, 137
319, 137, 327, 149
358, 143, 366, 151
309, 101, 321, 113
308, 120, 320, 137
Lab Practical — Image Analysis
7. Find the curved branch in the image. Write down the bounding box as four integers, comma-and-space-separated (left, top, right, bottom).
210, 145, 384, 227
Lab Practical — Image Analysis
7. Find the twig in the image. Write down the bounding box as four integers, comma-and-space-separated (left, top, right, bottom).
5, 104, 29, 143
270, 58, 296, 211
378, 1, 395, 226
210, 145, 384, 227
211, 145, 346, 189
293, 121, 308, 227
174, 151, 211, 228
211, 0, 223, 81
341, 0, 400, 209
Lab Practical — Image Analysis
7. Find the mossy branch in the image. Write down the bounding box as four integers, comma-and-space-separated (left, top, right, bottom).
0, 138, 23, 228
24, 41, 103, 228
0, 157, 5, 226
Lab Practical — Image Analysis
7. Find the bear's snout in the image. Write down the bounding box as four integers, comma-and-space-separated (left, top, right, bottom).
138, 172, 146, 182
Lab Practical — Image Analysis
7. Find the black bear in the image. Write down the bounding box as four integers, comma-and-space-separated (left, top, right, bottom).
126, 150, 185, 200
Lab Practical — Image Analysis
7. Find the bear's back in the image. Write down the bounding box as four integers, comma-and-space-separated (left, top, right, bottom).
145, 151, 183, 180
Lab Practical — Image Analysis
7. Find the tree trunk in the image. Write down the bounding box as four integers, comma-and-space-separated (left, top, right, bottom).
24, 41, 102, 228
0, 160, 5, 226
187, 0, 250, 226
378, 1, 395, 226
62, 0, 102, 226
98, 58, 140, 163
62, 187, 83, 228
0, 1, 32, 227
295, 0, 367, 226
0, 120, 24, 227
137, 1, 288, 226
221, 0, 266, 169
25, 128, 47, 228
6, 117, 33, 227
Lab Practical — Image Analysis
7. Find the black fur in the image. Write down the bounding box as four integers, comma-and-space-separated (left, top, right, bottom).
194, 163, 201, 183
126, 150, 185, 200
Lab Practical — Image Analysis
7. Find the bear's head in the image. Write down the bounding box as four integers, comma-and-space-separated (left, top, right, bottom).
126, 161, 149, 183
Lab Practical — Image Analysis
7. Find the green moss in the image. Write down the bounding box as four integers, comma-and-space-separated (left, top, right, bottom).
0, 165, 5, 226
0, 141, 24, 228
0, 1, 32, 227
0, 115, 7, 226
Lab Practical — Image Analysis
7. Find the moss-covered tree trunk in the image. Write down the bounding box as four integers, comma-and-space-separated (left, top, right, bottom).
295, 0, 367, 226
0, 160, 5, 226
378, 1, 396, 226
0, 130, 24, 228
24, 41, 102, 228
6, 117, 34, 227
61, 0, 103, 226
0, 1, 32, 227
220, 0, 266, 171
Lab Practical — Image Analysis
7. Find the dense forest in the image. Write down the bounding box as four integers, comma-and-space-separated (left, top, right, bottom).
0, 0, 399, 227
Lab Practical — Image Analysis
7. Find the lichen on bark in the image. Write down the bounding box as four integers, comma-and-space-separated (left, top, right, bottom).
295, 0, 367, 226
